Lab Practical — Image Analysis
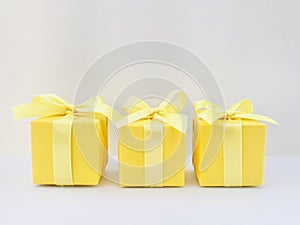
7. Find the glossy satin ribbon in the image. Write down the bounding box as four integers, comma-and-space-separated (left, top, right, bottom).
194, 99, 278, 186
116, 90, 187, 186
13, 94, 119, 185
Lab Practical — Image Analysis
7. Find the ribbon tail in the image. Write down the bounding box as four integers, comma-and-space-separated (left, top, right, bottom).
13, 102, 68, 120
115, 109, 152, 128
234, 113, 279, 125
155, 114, 188, 134
75, 96, 123, 122
196, 110, 225, 125
94, 102, 123, 122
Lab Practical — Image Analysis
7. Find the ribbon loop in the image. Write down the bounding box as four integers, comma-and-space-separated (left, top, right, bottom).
229, 99, 253, 113
150, 107, 160, 115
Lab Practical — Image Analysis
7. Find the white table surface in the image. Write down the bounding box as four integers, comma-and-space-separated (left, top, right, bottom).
0, 154, 299, 225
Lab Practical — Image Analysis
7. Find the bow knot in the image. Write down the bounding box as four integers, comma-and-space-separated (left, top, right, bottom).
150, 107, 160, 114
225, 109, 236, 118
148, 107, 161, 119
65, 104, 76, 114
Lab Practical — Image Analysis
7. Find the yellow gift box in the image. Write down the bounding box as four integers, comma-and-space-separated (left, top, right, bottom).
13, 94, 114, 186
116, 90, 187, 187
192, 99, 278, 187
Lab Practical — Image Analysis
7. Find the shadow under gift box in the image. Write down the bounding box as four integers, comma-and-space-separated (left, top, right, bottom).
118, 119, 186, 187
192, 118, 266, 187
31, 115, 108, 185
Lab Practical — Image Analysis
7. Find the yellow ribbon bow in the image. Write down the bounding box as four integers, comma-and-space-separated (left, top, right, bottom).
13, 94, 120, 185
193, 99, 278, 186
115, 90, 188, 133
194, 98, 279, 125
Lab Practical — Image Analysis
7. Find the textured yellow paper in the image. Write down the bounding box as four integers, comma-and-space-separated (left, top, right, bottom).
118, 119, 185, 187
31, 115, 108, 185
193, 118, 266, 186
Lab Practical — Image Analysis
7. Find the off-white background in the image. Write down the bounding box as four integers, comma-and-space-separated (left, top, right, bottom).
0, 1, 300, 225
1, 0, 299, 155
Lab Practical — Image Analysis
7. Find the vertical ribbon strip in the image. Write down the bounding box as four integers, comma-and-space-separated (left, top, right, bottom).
144, 121, 164, 187
52, 114, 74, 185
223, 120, 243, 186
13, 94, 120, 185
